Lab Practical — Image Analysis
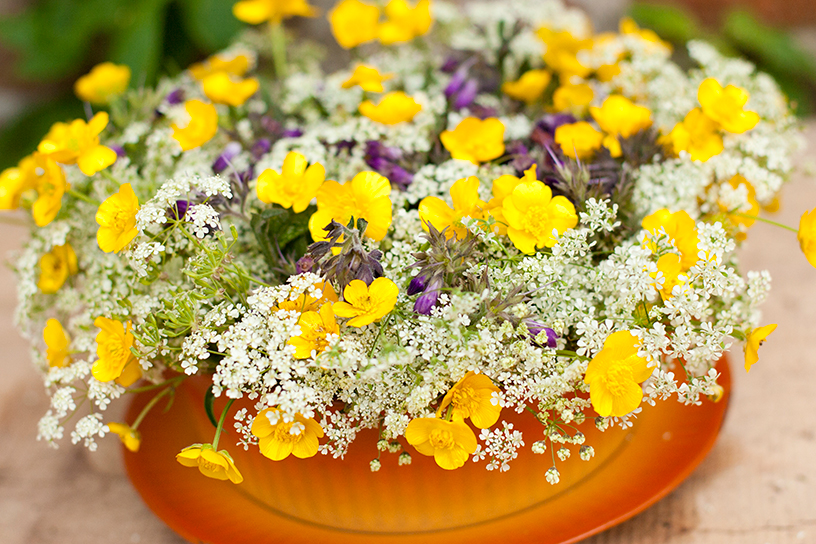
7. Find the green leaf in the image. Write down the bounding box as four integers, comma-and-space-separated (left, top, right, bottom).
723, 10, 816, 83
204, 385, 218, 428
177, 0, 242, 51
109, 0, 169, 86
250, 206, 315, 270
628, 3, 702, 44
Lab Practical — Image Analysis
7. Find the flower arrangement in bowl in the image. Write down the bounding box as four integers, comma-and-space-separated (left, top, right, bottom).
3, 0, 815, 540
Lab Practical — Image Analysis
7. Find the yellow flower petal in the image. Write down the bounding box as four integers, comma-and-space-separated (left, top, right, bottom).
359, 91, 421, 124
329, 0, 380, 49
74, 62, 131, 105
744, 324, 777, 372
440, 117, 505, 164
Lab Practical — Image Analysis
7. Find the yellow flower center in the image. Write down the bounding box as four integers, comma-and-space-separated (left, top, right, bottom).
451, 385, 479, 415
353, 294, 374, 312
110, 207, 133, 230
269, 420, 305, 444
428, 428, 455, 450
601, 361, 635, 396
522, 204, 552, 238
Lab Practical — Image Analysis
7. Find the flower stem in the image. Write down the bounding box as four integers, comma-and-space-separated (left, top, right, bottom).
732, 212, 797, 233
269, 21, 287, 80
67, 188, 100, 206
212, 398, 235, 450
131, 386, 174, 430
368, 311, 393, 357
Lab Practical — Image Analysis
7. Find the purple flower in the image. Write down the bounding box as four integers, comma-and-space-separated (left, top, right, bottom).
166, 88, 184, 105
282, 128, 303, 138
365, 141, 413, 191
389, 165, 413, 191
524, 319, 558, 348
407, 274, 427, 296
445, 69, 467, 99
212, 141, 242, 173
260, 116, 281, 135
441, 57, 459, 73
414, 276, 442, 315
251, 138, 271, 160
109, 144, 127, 159
296, 254, 316, 274
171, 200, 188, 220
453, 79, 479, 110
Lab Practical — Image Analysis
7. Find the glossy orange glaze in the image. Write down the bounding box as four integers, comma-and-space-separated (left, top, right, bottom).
125, 357, 731, 544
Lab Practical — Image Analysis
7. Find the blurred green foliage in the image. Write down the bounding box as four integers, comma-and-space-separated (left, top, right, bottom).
0, 0, 243, 169
630, 3, 816, 117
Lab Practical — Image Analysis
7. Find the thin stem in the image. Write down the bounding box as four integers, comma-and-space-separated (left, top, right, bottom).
269, 21, 287, 80
732, 212, 797, 233
67, 188, 100, 206
212, 398, 235, 450
131, 386, 174, 430
368, 312, 393, 357
127, 375, 185, 395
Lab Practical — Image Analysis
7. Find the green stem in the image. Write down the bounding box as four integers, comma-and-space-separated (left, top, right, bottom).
212, 398, 235, 450
368, 312, 393, 357
269, 21, 287, 80
131, 386, 174, 430
127, 375, 185, 395
732, 212, 797, 233
67, 188, 100, 206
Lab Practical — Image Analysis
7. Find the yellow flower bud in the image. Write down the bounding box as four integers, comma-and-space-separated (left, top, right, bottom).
359, 91, 422, 125
74, 62, 131, 105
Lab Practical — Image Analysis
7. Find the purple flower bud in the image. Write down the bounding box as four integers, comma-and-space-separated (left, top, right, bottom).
335, 140, 356, 154
414, 277, 442, 315
282, 128, 303, 138
212, 141, 242, 173
166, 88, 184, 105
537, 114, 577, 135
469, 103, 498, 119
251, 138, 271, 160
441, 57, 459, 73
389, 165, 413, 191
109, 144, 127, 158
525, 319, 558, 348
407, 275, 427, 296
453, 79, 479, 110
445, 69, 468, 99
296, 255, 315, 274
261, 116, 281, 135
172, 200, 188, 220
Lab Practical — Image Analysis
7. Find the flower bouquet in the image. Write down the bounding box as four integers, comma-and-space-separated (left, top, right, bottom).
3, 0, 814, 539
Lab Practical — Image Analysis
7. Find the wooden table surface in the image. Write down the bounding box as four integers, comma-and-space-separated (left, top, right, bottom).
1, 124, 815, 544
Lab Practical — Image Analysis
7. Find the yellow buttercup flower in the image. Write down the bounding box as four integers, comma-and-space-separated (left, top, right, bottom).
378, 0, 432, 45
697, 78, 760, 134
359, 91, 421, 125
440, 117, 505, 164
641, 208, 700, 270
74, 62, 131, 105
584, 330, 653, 417
38, 243, 78, 294
107, 422, 141, 452
662, 108, 723, 162
436, 371, 501, 429
96, 183, 140, 253
744, 324, 776, 372
288, 303, 339, 359
171, 100, 219, 151
554, 121, 604, 160
485, 165, 539, 235
502, 69, 552, 104
501, 176, 578, 254
405, 417, 477, 470
37, 112, 117, 176
44, 318, 72, 368
342, 65, 393, 92
651, 253, 685, 301
552, 83, 594, 114
275, 281, 338, 313
0, 155, 38, 210
176, 444, 243, 484
718, 174, 759, 239
308, 171, 392, 242
595, 63, 621, 82
31, 155, 69, 227
92, 316, 142, 387
256, 151, 325, 213
619, 17, 671, 49
798, 207, 816, 268
590, 95, 652, 139
232, 0, 317, 24
202, 72, 259, 107
537, 27, 592, 79
333, 277, 398, 327
418, 176, 486, 240
189, 52, 251, 80
251, 407, 324, 460
329, 0, 380, 49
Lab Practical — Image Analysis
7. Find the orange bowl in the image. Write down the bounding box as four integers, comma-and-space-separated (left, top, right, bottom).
125, 357, 731, 544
